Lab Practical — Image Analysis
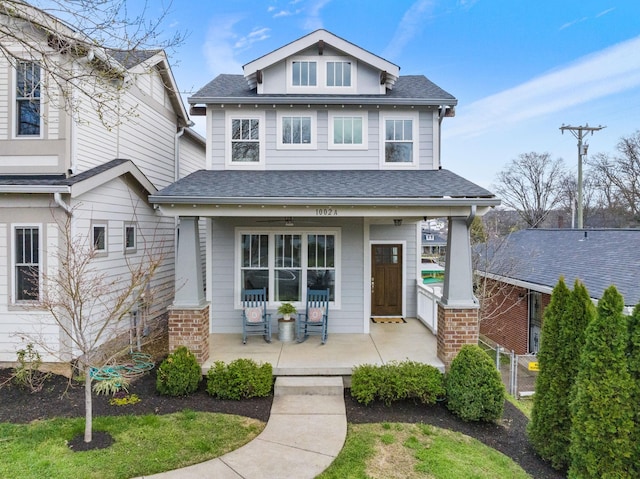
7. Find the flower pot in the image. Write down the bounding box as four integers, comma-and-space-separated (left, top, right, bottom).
278, 318, 295, 342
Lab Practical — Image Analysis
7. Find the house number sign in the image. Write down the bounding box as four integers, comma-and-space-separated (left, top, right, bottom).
315, 208, 338, 216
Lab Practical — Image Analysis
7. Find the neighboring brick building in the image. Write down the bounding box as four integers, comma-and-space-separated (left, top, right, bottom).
476, 229, 640, 354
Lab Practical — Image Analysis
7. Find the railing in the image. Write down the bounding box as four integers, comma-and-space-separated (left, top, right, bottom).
416, 282, 443, 334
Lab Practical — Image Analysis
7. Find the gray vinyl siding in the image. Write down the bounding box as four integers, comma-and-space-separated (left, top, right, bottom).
209, 107, 436, 170
208, 217, 365, 334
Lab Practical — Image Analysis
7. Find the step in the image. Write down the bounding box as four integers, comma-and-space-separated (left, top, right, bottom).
274, 376, 344, 396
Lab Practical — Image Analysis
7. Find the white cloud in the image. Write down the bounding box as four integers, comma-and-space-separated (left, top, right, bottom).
559, 16, 588, 31
444, 35, 640, 140
202, 16, 244, 76
235, 27, 271, 50
383, 0, 435, 60
302, 0, 331, 30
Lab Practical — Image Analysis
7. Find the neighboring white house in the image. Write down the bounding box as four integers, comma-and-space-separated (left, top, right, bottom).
0, 5, 205, 363
151, 29, 499, 367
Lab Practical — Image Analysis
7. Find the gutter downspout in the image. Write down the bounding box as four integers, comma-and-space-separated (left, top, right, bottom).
466, 204, 476, 228
437, 106, 450, 170
54, 192, 72, 216
174, 127, 186, 182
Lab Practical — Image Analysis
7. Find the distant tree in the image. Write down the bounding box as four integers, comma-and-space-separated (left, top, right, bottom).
588, 130, 640, 226
0, 0, 185, 128
494, 152, 567, 228
528, 277, 571, 468
628, 304, 640, 475
569, 286, 634, 478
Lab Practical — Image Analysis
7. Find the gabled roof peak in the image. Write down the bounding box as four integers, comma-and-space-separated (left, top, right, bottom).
243, 29, 400, 90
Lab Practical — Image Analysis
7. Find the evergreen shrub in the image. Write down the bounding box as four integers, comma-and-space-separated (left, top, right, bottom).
350, 360, 444, 406
156, 346, 202, 396
206, 358, 273, 400
445, 344, 505, 422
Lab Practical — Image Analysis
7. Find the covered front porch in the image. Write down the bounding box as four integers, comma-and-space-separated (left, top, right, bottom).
203, 316, 442, 375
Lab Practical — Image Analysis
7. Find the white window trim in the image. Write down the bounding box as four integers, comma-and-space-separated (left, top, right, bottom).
379, 111, 419, 169
225, 111, 266, 169
11, 223, 42, 304
328, 110, 368, 150
12, 60, 43, 139
92, 222, 108, 255
276, 110, 317, 150
235, 227, 341, 310
286, 56, 357, 94
124, 223, 137, 253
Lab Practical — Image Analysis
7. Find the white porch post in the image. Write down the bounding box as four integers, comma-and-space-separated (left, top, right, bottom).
174, 216, 205, 307
437, 215, 479, 368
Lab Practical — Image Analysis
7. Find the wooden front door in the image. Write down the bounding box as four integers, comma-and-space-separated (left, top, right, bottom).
371, 244, 403, 316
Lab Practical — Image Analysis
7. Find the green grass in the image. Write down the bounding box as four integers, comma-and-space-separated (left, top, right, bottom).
507, 393, 534, 419
318, 423, 532, 479
0, 411, 264, 479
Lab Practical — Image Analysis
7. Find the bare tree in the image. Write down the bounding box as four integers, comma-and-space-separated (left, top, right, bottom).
588, 130, 640, 226
0, 0, 185, 128
28, 208, 166, 443
493, 152, 567, 228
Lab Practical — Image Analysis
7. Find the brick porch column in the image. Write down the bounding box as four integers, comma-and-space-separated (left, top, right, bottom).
169, 216, 209, 364
437, 304, 479, 369
169, 304, 210, 364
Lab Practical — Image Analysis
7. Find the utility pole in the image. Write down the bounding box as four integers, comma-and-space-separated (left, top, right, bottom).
560, 124, 605, 229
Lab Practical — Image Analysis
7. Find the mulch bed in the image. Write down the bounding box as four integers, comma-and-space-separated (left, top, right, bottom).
0, 368, 565, 478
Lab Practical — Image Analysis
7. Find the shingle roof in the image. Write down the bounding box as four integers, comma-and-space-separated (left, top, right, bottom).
479, 229, 640, 307
189, 74, 456, 104
0, 159, 130, 187
150, 169, 495, 202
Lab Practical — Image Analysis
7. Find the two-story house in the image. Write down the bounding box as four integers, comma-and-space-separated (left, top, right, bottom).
0, 4, 205, 364
150, 30, 499, 368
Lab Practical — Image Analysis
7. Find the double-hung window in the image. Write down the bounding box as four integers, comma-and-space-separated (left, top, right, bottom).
327, 61, 351, 87
277, 111, 316, 149
381, 113, 418, 166
239, 231, 338, 305
226, 112, 265, 167
14, 226, 40, 302
92, 223, 107, 254
124, 223, 136, 252
16, 61, 41, 137
329, 111, 367, 150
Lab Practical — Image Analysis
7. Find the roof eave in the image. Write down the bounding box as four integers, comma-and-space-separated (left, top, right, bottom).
0, 185, 70, 194
188, 96, 458, 107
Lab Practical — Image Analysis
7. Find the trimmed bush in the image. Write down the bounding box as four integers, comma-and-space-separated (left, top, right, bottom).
351, 360, 444, 406
156, 346, 202, 396
206, 358, 273, 400
629, 304, 640, 476
446, 344, 505, 422
569, 286, 634, 478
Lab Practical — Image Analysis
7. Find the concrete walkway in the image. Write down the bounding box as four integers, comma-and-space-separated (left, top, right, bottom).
136, 377, 347, 479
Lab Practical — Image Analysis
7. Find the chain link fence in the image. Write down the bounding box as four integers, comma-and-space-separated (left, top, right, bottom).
479, 337, 538, 397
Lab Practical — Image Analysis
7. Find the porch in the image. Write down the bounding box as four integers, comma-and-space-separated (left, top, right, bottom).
202, 317, 443, 376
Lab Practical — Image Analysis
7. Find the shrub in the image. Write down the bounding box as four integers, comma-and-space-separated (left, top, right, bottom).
569, 286, 634, 478
629, 304, 640, 476
351, 361, 444, 406
446, 344, 505, 422
156, 346, 202, 396
12, 343, 50, 393
206, 358, 273, 400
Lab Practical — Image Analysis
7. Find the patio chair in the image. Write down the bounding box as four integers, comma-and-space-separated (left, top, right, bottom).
241, 288, 272, 344
296, 288, 330, 344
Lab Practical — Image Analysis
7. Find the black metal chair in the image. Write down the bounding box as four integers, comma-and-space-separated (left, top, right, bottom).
241, 288, 271, 344
296, 288, 329, 344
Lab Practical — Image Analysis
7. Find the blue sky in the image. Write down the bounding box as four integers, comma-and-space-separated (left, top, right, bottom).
162, 0, 640, 190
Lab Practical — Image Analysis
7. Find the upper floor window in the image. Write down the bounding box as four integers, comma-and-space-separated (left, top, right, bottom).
124, 223, 136, 252
277, 111, 317, 150
226, 112, 265, 168
329, 111, 367, 150
381, 113, 418, 167
327, 61, 351, 87
92, 223, 107, 254
16, 61, 41, 136
292, 61, 317, 86
14, 226, 40, 302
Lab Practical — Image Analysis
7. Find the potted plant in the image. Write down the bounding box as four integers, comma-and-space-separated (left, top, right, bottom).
277, 302, 297, 321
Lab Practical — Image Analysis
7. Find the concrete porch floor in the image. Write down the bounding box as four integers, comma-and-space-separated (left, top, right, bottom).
202, 317, 444, 376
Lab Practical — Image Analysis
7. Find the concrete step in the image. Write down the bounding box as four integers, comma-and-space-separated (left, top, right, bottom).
274, 376, 344, 396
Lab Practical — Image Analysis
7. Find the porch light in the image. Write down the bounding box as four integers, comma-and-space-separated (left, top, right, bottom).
393, 219, 403, 226
285, 217, 294, 227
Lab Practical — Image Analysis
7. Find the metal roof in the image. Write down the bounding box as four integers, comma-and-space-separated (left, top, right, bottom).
478, 228, 640, 306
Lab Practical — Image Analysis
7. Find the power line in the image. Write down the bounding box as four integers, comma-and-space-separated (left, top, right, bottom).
560, 124, 606, 229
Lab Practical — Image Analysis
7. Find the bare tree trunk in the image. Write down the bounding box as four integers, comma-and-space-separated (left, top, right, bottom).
84, 365, 92, 443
